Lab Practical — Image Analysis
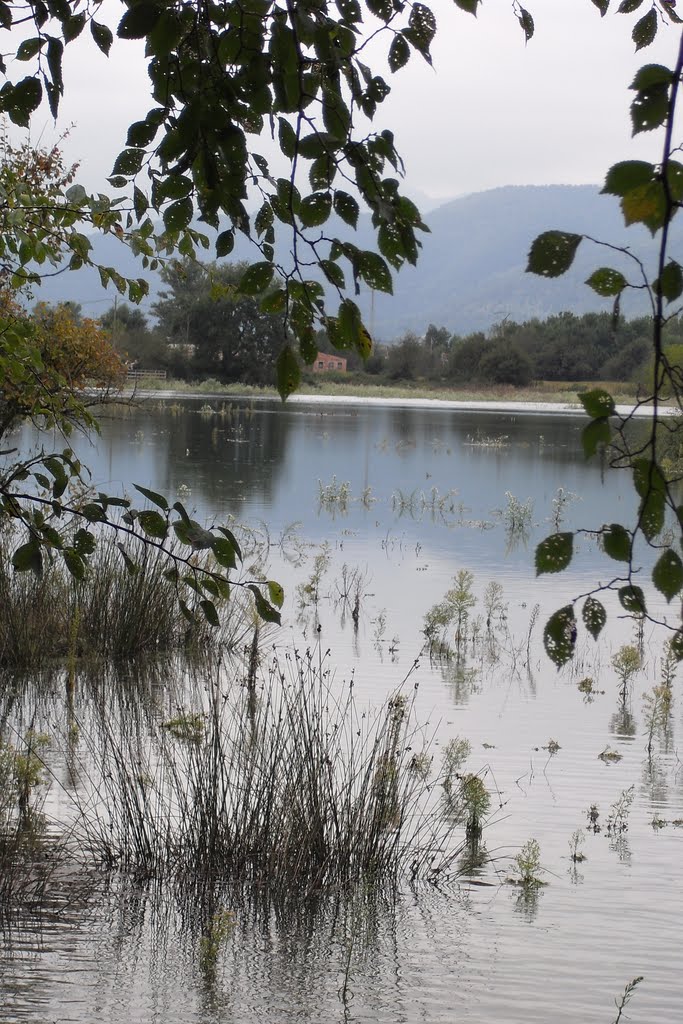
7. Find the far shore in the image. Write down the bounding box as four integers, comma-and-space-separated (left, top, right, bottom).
114, 379, 667, 419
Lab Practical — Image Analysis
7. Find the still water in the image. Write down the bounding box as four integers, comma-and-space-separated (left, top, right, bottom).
2, 396, 682, 1023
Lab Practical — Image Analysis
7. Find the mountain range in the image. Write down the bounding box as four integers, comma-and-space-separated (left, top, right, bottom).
35, 183, 676, 339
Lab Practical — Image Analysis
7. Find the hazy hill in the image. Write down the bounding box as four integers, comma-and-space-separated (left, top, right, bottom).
35, 184, 675, 339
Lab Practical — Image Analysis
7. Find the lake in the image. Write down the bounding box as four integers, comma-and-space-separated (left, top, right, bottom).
2, 395, 682, 1023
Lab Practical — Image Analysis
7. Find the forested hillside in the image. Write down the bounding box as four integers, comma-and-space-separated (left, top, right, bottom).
35, 184, 673, 338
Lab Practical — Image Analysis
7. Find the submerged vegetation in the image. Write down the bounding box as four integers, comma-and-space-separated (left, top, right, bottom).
1, 651, 471, 907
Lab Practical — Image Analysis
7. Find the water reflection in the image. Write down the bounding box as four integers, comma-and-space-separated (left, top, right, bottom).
5, 399, 683, 1024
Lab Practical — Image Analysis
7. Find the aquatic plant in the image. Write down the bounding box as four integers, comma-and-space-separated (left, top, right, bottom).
611, 976, 644, 1024
423, 570, 477, 655
483, 581, 506, 632
73, 650, 467, 896
441, 737, 471, 801
549, 486, 580, 531
642, 685, 671, 758
512, 838, 544, 887
318, 476, 351, 513
606, 786, 635, 836
611, 644, 642, 702
199, 908, 235, 974
296, 543, 331, 609
501, 491, 533, 534
459, 774, 491, 845
568, 829, 586, 863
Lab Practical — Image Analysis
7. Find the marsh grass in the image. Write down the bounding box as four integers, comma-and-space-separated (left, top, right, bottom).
70, 649, 465, 898
0, 533, 254, 669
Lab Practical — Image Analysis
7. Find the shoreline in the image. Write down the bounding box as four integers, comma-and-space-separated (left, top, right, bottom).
118, 387, 663, 419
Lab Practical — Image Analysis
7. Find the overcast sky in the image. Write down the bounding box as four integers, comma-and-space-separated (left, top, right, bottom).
23, 1, 681, 207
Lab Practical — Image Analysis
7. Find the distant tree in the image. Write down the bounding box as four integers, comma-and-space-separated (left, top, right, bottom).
152, 260, 287, 385
479, 342, 533, 386
447, 333, 496, 383
1, 297, 124, 437
100, 303, 148, 335
385, 332, 426, 381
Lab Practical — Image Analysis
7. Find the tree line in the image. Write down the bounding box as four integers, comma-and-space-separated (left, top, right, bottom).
105, 259, 682, 388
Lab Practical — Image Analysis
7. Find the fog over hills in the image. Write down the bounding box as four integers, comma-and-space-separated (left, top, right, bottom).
37, 184, 674, 339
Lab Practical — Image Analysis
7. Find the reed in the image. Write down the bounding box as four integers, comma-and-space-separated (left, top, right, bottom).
0, 533, 253, 668
72, 649, 465, 898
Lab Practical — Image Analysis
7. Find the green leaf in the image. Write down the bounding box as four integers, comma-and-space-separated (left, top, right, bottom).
388, 34, 410, 72
543, 605, 576, 668
72, 530, 95, 557
578, 389, 616, 419
133, 484, 169, 510
359, 251, 393, 294
6, 77, 43, 126
116, 543, 139, 576
653, 549, 683, 603
403, 3, 437, 61
63, 13, 86, 42
260, 288, 287, 313
639, 488, 665, 541
526, 231, 582, 278
535, 532, 574, 575
299, 192, 332, 227
173, 501, 190, 524
248, 584, 282, 625
178, 599, 196, 625
12, 540, 43, 576
239, 262, 275, 295
602, 159, 655, 197
586, 268, 628, 297
174, 520, 215, 550
267, 580, 285, 608
17, 38, 44, 61
62, 548, 85, 581
669, 628, 683, 662
582, 597, 607, 640
276, 344, 301, 400
591, 0, 609, 15
517, 7, 534, 41
118, 4, 163, 39
112, 148, 145, 176
630, 83, 669, 135
582, 417, 611, 458
138, 509, 169, 539
618, 0, 644, 11
631, 64, 674, 90
633, 8, 657, 50
91, 20, 114, 55
656, 260, 683, 302
334, 191, 360, 228
621, 180, 667, 233
163, 198, 193, 231
278, 118, 297, 159
602, 523, 632, 561
216, 230, 235, 258
212, 537, 236, 570
632, 457, 667, 498
320, 259, 345, 288
199, 599, 220, 627
618, 585, 647, 615
216, 527, 242, 562
455, 0, 480, 14
80, 503, 107, 523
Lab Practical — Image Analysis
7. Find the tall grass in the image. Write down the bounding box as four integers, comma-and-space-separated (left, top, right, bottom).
0, 533, 255, 668
72, 649, 464, 898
